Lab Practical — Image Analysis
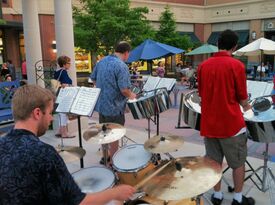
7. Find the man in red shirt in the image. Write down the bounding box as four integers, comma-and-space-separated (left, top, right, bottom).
198, 30, 254, 205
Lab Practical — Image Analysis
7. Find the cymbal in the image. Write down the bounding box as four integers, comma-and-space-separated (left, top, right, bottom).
83, 123, 126, 144
56, 145, 86, 163
144, 135, 184, 153
137, 156, 222, 201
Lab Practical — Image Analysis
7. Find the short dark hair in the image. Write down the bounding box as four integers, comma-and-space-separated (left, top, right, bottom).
57, 55, 70, 67
115, 41, 131, 53
218, 29, 238, 50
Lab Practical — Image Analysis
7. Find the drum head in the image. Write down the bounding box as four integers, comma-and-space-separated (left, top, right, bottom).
113, 144, 152, 172
72, 166, 115, 193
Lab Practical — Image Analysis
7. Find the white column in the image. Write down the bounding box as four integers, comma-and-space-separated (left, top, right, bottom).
21, 0, 44, 87
54, 0, 77, 86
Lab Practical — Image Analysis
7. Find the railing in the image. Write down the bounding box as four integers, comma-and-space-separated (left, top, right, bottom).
35, 60, 56, 89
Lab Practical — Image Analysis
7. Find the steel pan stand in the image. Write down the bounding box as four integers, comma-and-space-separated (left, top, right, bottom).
222, 143, 275, 195
245, 143, 275, 192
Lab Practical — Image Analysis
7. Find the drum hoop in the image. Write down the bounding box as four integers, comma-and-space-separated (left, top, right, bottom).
72, 165, 116, 192
72, 165, 115, 181
112, 144, 152, 173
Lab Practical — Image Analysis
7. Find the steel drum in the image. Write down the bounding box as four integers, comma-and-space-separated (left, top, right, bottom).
128, 89, 171, 120
182, 90, 201, 131
182, 80, 275, 142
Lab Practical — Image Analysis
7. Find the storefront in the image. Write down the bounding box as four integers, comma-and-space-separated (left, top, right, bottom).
0, 20, 24, 69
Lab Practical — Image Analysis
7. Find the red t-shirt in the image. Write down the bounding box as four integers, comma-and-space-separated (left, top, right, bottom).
198, 51, 248, 138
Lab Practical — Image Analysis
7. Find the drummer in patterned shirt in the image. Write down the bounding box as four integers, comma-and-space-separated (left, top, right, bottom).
0, 85, 135, 205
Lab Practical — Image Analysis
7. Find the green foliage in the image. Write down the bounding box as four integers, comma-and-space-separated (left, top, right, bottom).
73, 0, 155, 55
156, 6, 193, 51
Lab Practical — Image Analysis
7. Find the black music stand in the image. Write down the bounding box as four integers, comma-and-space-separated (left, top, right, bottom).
57, 114, 85, 168
77, 116, 84, 168
145, 87, 172, 139
55, 86, 101, 169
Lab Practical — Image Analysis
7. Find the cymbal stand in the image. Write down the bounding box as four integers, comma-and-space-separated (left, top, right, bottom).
102, 125, 110, 166
102, 144, 109, 166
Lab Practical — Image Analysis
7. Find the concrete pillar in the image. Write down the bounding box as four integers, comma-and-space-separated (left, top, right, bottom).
21, 0, 44, 87
54, 0, 77, 86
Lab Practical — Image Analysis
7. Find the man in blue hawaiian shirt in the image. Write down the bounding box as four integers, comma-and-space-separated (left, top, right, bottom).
0, 85, 135, 205
91, 41, 136, 162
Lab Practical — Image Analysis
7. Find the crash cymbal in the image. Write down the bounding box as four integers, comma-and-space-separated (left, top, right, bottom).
56, 145, 86, 163
137, 156, 222, 201
83, 123, 126, 144
144, 135, 184, 153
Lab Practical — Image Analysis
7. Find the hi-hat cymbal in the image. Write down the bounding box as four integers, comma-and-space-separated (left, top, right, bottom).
137, 156, 222, 201
83, 123, 126, 144
56, 145, 86, 163
144, 135, 184, 153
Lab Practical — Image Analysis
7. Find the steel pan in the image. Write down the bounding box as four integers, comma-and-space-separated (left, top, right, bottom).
182, 81, 275, 142
128, 89, 171, 120
245, 96, 275, 143
182, 90, 201, 131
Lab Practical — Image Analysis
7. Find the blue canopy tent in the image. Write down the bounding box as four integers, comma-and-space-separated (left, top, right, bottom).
127, 39, 184, 63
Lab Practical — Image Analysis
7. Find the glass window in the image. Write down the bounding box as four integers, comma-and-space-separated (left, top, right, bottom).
19, 32, 26, 61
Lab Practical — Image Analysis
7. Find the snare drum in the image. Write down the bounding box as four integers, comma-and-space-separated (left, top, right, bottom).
128, 196, 203, 205
72, 166, 115, 193
112, 144, 155, 186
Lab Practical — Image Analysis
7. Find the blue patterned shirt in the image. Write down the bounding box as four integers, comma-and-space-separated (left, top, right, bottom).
0, 129, 85, 205
91, 55, 131, 116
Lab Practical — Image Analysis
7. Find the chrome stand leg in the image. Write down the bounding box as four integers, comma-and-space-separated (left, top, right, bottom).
245, 143, 275, 192
120, 135, 137, 147
102, 144, 109, 166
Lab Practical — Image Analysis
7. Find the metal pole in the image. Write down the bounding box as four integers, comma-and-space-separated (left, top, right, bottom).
77, 116, 84, 168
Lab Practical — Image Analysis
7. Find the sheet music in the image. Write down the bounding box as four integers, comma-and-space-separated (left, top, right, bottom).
247, 80, 267, 100
156, 78, 176, 91
247, 80, 275, 100
70, 87, 101, 116
143, 76, 161, 92
56, 87, 79, 113
263, 82, 274, 96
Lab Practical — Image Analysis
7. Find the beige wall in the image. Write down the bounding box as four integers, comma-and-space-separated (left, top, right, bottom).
204, 24, 212, 43
248, 20, 263, 63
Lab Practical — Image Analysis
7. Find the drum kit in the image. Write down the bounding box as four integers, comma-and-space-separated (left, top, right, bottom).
55, 122, 223, 205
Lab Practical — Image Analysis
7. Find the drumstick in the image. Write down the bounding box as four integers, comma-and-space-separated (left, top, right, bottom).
134, 160, 172, 190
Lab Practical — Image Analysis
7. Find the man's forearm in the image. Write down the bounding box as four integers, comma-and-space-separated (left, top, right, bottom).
240, 99, 251, 112
121, 88, 136, 99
